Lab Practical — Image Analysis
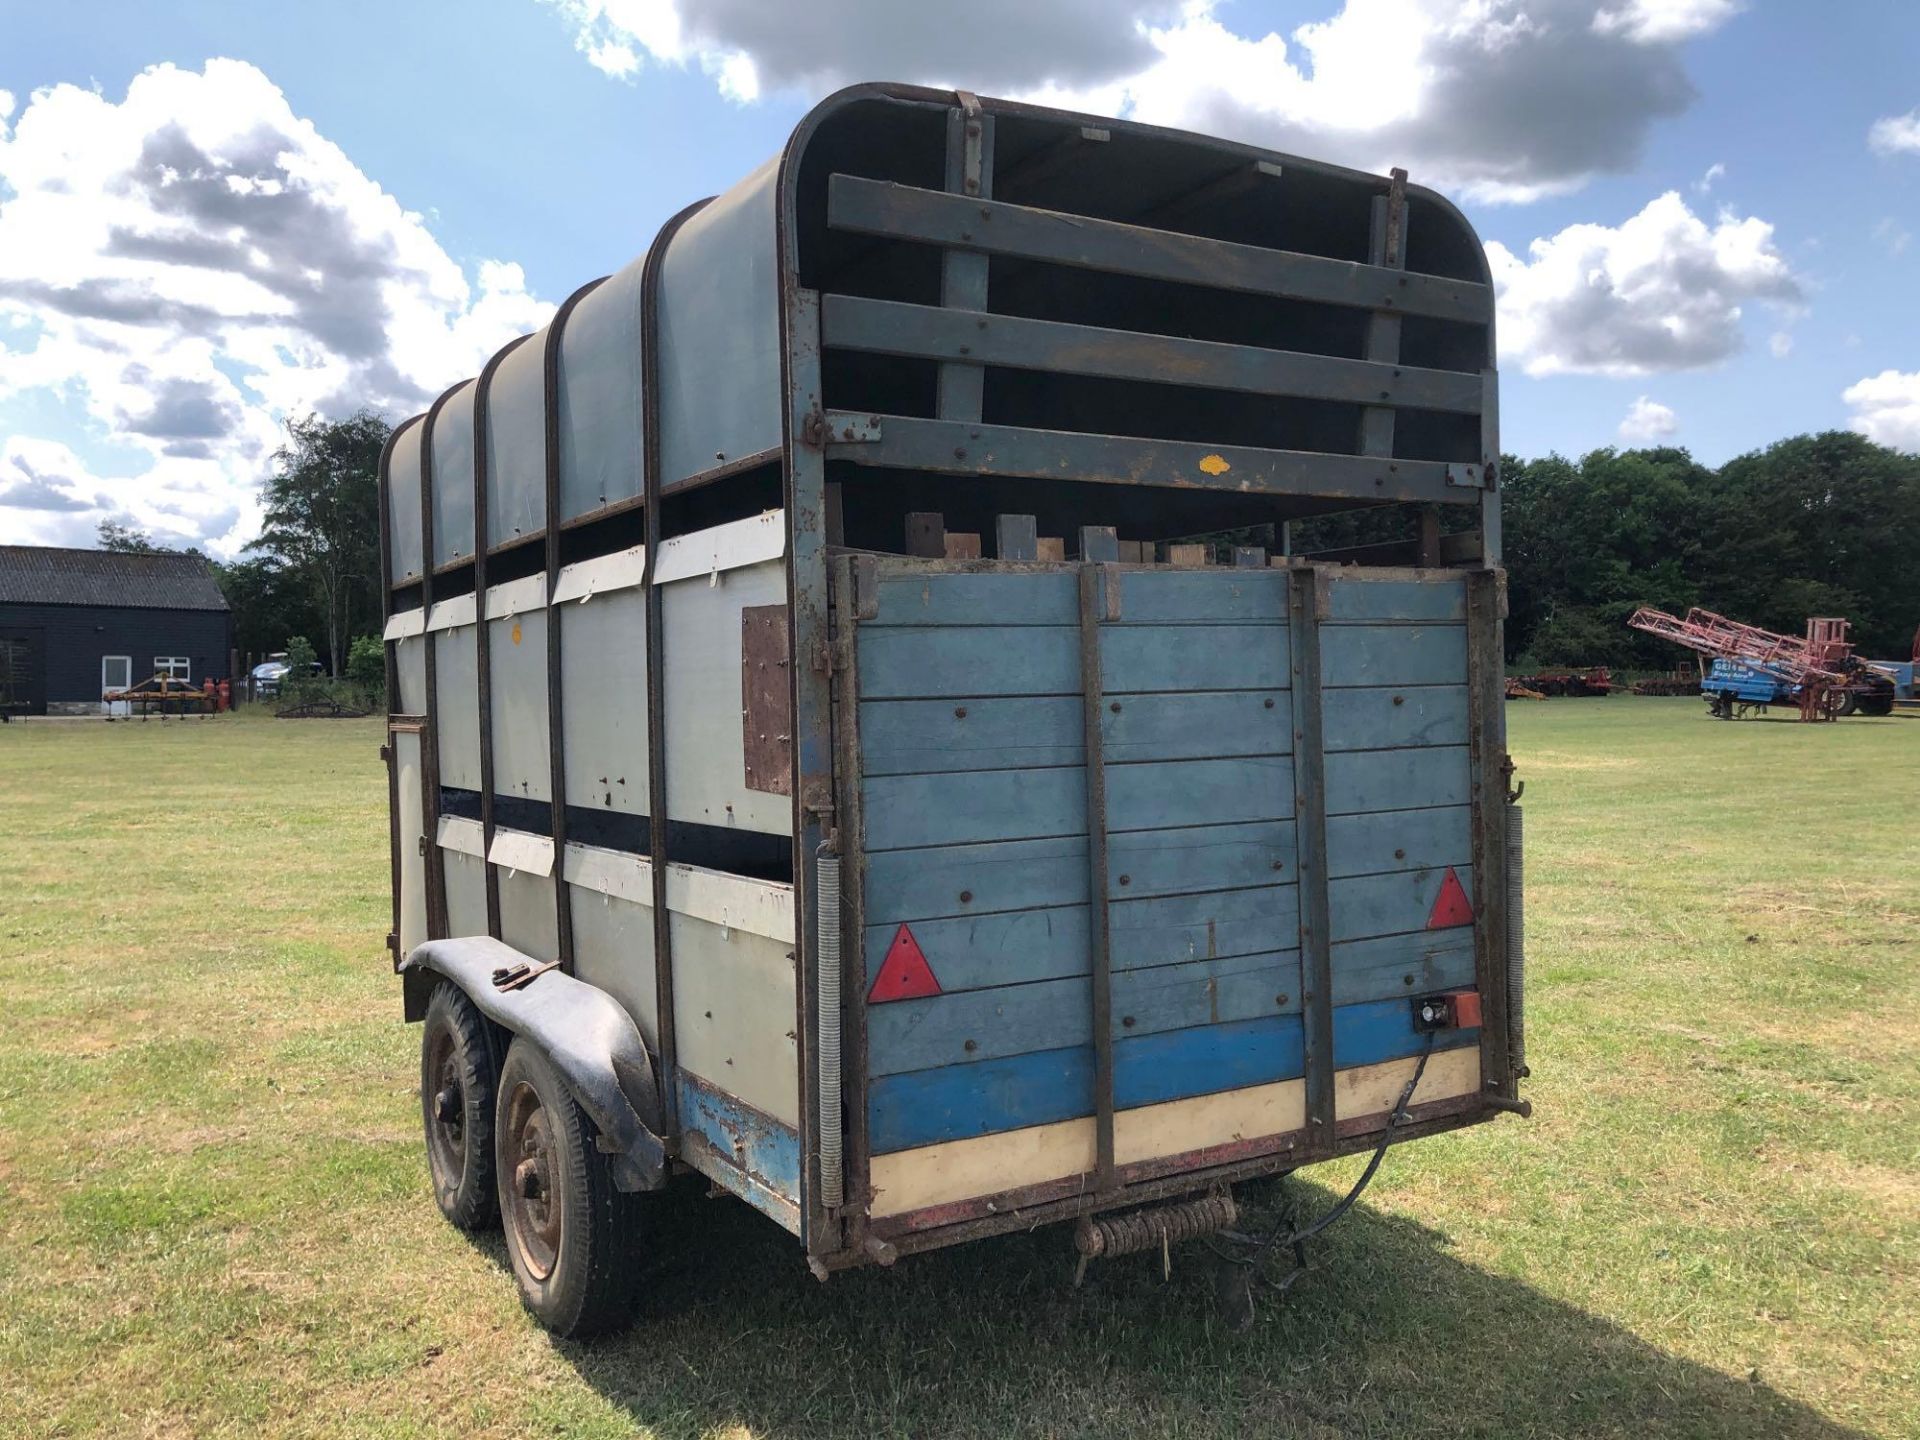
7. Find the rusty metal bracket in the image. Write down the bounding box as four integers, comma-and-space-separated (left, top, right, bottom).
821, 411, 883, 444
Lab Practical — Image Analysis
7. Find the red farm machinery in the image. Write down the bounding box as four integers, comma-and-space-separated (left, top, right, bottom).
1626, 607, 1898, 721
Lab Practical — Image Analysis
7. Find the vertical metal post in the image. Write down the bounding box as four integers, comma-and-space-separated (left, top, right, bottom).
542, 278, 606, 975
829, 554, 871, 1250
376, 421, 412, 968
1358, 168, 1408, 461
786, 283, 837, 1252
937, 94, 994, 422
472, 336, 528, 940
1465, 569, 1516, 1100
1077, 564, 1116, 1190
1289, 566, 1334, 1143
641, 200, 709, 1150
418, 387, 461, 942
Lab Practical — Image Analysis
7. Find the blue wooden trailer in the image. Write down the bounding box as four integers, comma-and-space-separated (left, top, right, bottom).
379, 83, 1530, 1335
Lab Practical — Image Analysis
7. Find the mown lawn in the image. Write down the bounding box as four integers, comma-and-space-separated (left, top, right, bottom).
0, 699, 1914, 1439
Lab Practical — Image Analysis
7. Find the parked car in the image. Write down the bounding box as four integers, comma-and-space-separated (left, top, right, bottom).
250, 655, 322, 697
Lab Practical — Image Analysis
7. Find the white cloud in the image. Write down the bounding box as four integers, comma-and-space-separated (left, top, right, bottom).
1868, 108, 1920, 156
1843, 370, 1920, 452
1873, 216, 1912, 256
0, 60, 552, 556
1617, 395, 1677, 442
1592, 0, 1740, 45
538, 0, 1740, 203
1768, 330, 1792, 359
1487, 191, 1801, 376
1692, 160, 1725, 193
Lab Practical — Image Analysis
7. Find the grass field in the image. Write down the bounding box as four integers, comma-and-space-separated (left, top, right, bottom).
0, 699, 1915, 1439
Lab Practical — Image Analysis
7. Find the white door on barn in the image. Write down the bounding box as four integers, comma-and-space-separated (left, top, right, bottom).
101, 655, 131, 716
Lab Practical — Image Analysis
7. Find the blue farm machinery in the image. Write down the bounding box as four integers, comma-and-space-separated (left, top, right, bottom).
1627, 607, 1899, 720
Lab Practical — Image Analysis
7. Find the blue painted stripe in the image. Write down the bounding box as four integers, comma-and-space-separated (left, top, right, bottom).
868, 997, 1478, 1152
676, 1072, 802, 1208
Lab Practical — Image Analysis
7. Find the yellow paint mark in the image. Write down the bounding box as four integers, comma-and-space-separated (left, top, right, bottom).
510, 621, 522, 646
1198, 453, 1231, 476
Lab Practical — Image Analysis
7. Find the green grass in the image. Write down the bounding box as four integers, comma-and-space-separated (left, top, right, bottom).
0, 700, 1915, 1439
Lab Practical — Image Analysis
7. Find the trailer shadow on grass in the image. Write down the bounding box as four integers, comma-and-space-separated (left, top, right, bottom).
488, 1175, 1871, 1440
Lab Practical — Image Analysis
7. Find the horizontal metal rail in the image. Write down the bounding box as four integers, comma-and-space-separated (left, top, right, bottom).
822, 412, 1481, 505
828, 174, 1494, 325
821, 295, 1483, 414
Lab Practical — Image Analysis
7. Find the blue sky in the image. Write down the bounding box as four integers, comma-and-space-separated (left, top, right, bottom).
1, 0, 1916, 553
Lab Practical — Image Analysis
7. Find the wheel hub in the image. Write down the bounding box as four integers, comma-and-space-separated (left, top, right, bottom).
423, 1032, 468, 1194
503, 1081, 562, 1282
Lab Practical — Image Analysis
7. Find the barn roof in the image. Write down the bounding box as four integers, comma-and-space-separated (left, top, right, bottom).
0, 545, 229, 612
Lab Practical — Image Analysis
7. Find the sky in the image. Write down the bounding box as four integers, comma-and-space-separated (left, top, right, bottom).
0, 0, 1915, 556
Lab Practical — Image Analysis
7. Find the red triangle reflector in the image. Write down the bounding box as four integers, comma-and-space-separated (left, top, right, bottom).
1426, 867, 1475, 929
869, 924, 942, 1003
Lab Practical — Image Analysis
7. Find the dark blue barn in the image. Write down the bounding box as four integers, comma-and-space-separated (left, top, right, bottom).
0, 545, 231, 716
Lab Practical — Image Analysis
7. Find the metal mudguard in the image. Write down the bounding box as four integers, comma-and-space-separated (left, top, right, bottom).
400, 937, 668, 1192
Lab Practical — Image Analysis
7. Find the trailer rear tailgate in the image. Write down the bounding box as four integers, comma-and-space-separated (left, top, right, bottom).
841, 559, 1492, 1228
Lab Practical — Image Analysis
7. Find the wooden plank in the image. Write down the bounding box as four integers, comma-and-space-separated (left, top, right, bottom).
995, 513, 1038, 560
863, 765, 1082, 850
826, 414, 1475, 507
1324, 575, 1469, 624
1320, 623, 1468, 688
860, 617, 1287, 696
820, 293, 1484, 412
860, 695, 1083, 775
1329, 928, 1476, 1006
1324, 743, 1472, 815
1110, 883, 1299, 969
905, 511, 945, 557
1105, 755, 1296, 832
1167, 543, 1209, 567
1114, 568, 1290, 624
826, 175, 1495, 325
863, 754, 1294, 850
865, 883, 1299, 992
1326, 804, 1474, 879
1321, 683, 1469, 751
865, 571, 1076, 626
859, 689, 1292, 775
1102, 624, 1290, 691
857, 625, 1078, 698
1116, 540, 1149, 562
1329, 864, 1474, 944
1036, 537, 1066, 562
866, 997, 1477, 1151
866, 1049, 1486, 1219
942, 531, 982, 559
866, 951, 1300, 1076
1079, 525, 1119, 561
862, 819, 1295, 924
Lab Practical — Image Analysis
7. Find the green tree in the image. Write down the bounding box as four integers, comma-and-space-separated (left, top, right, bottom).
249, 411, 390, 676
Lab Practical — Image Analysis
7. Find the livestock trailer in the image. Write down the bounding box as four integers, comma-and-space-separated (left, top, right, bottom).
380, 83, 1528, 1335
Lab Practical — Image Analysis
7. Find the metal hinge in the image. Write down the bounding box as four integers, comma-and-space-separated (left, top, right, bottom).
1445, 462, 1489, 489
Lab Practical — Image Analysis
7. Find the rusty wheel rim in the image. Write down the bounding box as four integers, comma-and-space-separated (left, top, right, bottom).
423, 1027, 466, 1196
503, 1081, 562, 1281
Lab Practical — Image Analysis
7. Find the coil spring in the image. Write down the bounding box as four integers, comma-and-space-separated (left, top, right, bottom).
1074, 1193, 1238, 1259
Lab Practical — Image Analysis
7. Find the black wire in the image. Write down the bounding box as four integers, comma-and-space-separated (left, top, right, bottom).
1219, 1031, 1439, 1277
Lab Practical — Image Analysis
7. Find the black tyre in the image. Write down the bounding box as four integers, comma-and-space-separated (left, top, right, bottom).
1858, 693, 1895, 717
1837, 690, 1859, 717
495, 1039, 644, 1336
421, 983, 501, 1231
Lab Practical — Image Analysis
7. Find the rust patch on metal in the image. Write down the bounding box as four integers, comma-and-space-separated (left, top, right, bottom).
742, 603, 793, 796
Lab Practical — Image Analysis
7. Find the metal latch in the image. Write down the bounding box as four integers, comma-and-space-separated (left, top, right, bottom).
1445, 462, 1489, 489
820, 412, 883, 445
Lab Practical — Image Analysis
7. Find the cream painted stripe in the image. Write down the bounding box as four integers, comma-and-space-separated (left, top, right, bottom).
382, 607, 426, 641
1336, 1046, 1480, 1122
869, 1050, 1482, 1221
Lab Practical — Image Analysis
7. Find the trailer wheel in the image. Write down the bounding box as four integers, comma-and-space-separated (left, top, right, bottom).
495, 1038, 644, 1336
420, 983, 501, 1231
1837, 690, 1859, 717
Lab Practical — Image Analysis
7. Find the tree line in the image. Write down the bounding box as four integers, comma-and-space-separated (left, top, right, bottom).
109, 417, 1920, 678
1503, 432, 1920, 668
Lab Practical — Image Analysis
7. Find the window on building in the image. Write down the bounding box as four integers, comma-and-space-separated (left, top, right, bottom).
154, 656, 191, 680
